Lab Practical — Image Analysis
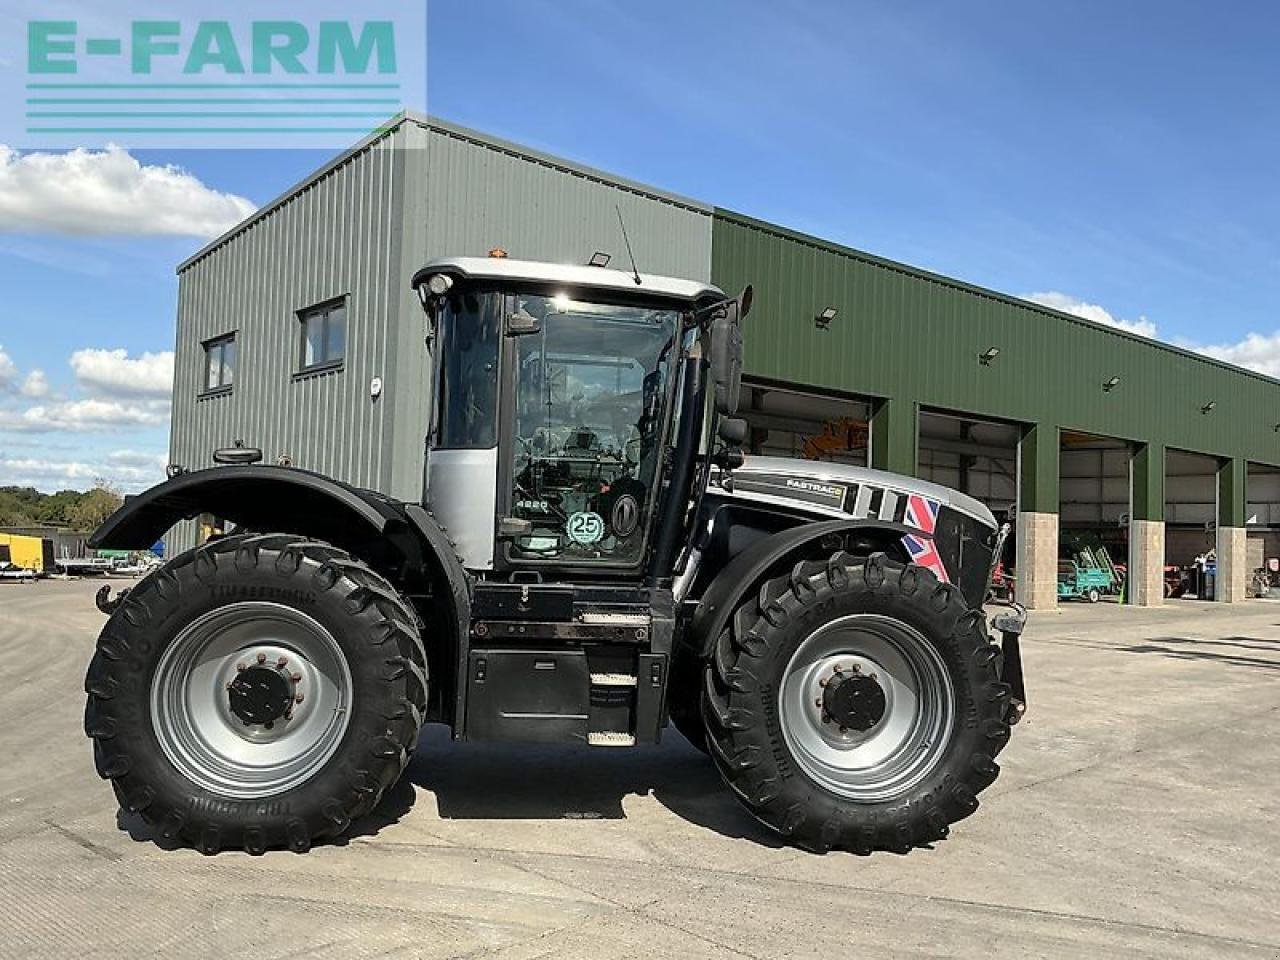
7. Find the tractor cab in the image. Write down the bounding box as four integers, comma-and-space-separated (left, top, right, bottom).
412, 256, 748, 582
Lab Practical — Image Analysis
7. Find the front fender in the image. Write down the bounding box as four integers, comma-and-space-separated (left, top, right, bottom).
682, 517, 919, 661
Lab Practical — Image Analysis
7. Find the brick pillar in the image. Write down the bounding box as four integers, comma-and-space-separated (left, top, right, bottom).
1129, 519, 1165, 605
1215, 526, 1248, 602
1015, 511, 1059, 609
1128, 442, 1165, 606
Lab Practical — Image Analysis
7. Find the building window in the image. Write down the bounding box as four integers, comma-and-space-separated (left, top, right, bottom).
202, 334, 236, 394
298, 298, 347, 371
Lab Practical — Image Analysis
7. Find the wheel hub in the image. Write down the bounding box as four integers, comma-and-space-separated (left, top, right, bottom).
821, 666, 886, 732
779, 614, 956, 802
151, 603, 348, 800
227, 657, 300, 727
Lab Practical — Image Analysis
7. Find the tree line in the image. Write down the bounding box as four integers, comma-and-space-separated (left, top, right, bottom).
0, 483, 124, 532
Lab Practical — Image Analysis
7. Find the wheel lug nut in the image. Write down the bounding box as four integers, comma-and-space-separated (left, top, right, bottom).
294, 693, 305, 703
225, 681, 234, 691
290, 672, 302, 682
831, 664, 842, 674
851, 664, 861, 673
814, 698, 823, 708
236, 662, 247, 672
870, 672, 878, 681
276, 656, 288, 668
256, 652, 267, 665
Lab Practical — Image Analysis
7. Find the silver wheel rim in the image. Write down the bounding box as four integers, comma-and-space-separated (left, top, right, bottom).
778, 614, 955, 802
150, 602, 352, 800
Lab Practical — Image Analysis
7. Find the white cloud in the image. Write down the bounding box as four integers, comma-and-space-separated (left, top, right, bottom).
0, 449, 166, 493
70, 348, 174, 398
19, 369, 48, 398
0, 344, 16, 390
0, 145, 256, 239
0, 397, 169, 433
1024, 289, 1280, 380
1023, 291, 1159, 339
1198, 333, 1280, 379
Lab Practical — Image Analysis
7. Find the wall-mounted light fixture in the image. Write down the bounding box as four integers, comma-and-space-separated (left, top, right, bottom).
978, 346, 1001, 365
1201, 400, 1217, 414
588, 251, 611, 267
815, 307, 837, 331
1102, 376, 1121, 392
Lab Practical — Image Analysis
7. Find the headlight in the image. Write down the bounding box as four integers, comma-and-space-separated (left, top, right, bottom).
426, 273, 453, 295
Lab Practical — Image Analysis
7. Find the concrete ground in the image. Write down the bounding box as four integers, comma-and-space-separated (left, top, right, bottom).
0, 579, 1277, 959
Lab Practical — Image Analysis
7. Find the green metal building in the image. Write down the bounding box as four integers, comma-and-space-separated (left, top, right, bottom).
169, 113, 1280, 608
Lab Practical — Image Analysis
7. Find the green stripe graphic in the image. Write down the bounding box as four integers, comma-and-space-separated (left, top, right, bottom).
27, 82, 402, 89
26, 126, 394, 133
27, 111, 395, 118
28, 98, 401, 104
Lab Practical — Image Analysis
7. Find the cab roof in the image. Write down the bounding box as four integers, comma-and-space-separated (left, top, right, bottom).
413, 256, 725, 304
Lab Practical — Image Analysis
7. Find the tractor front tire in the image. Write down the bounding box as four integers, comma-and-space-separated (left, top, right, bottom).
84, 533, 427, 854
702, 551, 1010, 854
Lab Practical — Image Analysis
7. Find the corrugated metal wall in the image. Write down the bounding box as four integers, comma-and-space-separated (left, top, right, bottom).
711, 210, 1280, 467
167, 115, 713, 552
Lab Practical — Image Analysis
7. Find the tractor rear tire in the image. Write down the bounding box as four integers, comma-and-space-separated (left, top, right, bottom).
84, 533, 427, 854
702, 551, 1010, 854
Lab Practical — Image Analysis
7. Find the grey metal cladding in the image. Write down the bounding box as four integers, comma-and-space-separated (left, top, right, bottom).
170, 124, 411, 512
417, 119, 713, 281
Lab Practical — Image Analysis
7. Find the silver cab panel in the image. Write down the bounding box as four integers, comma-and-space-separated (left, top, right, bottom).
426, 448, 498, 570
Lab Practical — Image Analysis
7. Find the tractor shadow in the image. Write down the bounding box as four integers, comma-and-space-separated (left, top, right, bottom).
1118, 634, 1280, 672
113, 729, 776, 850
399, 723, 782, 846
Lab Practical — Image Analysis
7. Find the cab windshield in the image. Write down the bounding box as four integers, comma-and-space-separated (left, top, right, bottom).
508, 293, 679, 564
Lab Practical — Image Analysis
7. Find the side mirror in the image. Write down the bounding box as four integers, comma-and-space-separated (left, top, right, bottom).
710, 286, 750, 416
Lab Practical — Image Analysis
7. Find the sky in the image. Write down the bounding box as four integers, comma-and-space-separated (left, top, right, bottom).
1, 0, 1278, 492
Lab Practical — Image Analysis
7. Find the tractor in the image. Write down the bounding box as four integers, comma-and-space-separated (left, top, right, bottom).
84, 255, 1027, 856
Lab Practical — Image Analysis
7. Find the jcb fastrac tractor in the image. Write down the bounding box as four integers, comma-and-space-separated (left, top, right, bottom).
86, 256, 1027, 856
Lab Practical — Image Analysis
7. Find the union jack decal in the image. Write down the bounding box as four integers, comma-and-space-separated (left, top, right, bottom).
902, 494, 950, 583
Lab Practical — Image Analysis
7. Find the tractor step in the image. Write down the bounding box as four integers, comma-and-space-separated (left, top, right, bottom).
590, 672, 637, 687
587, 731, 636, 747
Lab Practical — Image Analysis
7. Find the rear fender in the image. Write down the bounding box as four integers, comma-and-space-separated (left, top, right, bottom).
92, 466, 473, 723
92, 465, 400, 554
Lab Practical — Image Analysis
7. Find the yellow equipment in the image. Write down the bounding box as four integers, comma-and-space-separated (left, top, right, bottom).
0, 534, 55, 574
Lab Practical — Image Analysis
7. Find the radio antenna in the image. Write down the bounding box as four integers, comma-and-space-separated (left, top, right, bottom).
615, 204, 642, 285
